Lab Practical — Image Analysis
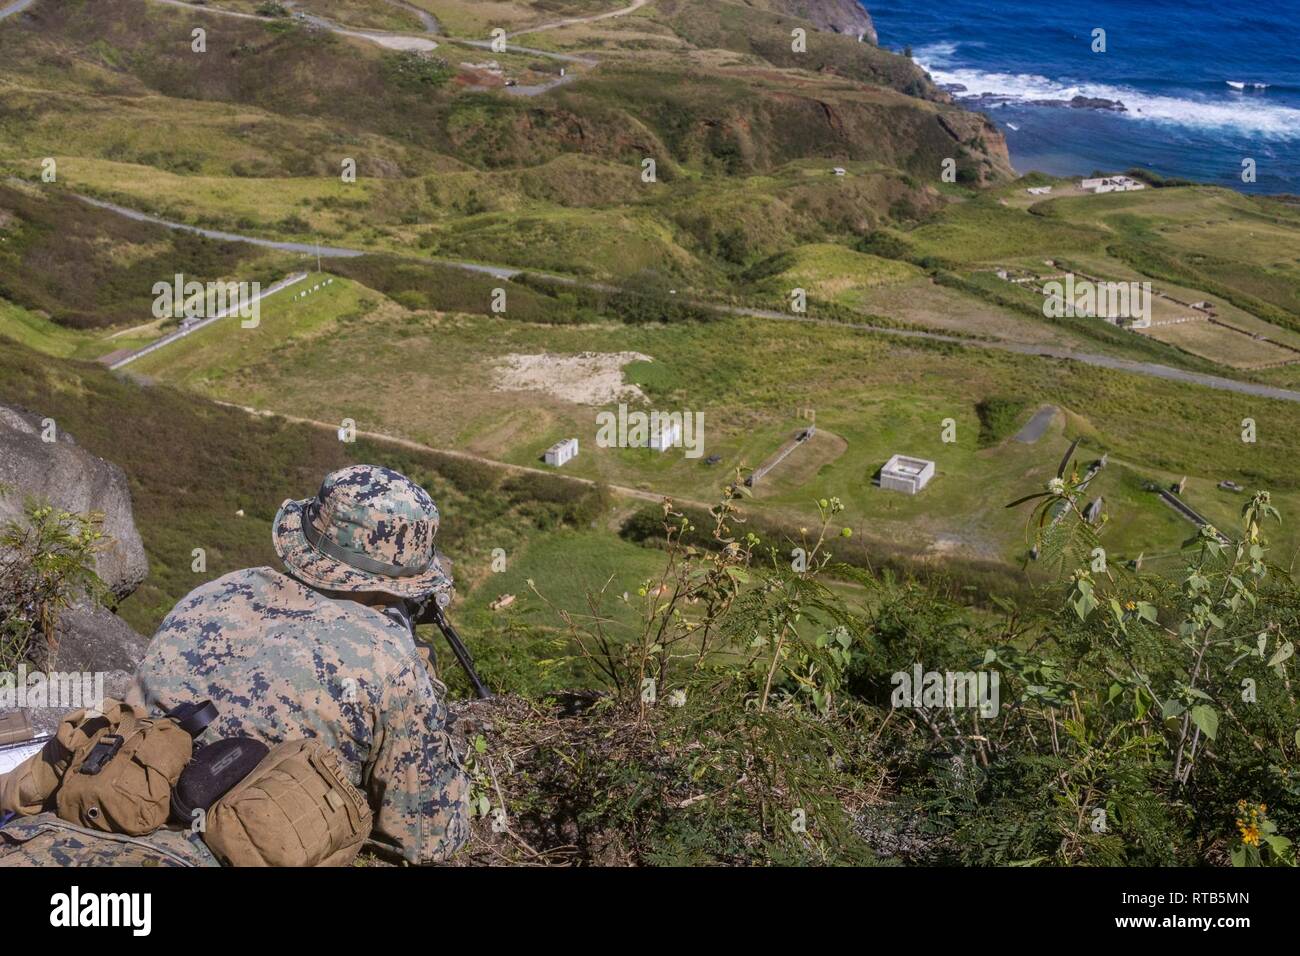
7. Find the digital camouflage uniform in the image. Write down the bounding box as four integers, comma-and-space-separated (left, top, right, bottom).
0, 815, 219, 867
0, 465, 471, 866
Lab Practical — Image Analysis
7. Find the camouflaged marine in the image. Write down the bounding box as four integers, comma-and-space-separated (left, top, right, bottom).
0, 464, 471, 866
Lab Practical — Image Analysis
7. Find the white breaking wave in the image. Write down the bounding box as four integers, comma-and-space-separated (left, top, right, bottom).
915, 43, 1300, 138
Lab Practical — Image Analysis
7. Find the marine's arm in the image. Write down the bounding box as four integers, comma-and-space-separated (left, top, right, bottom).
366, 652, 471, 864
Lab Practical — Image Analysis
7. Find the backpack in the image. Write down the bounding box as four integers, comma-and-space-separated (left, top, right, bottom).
2, 700, 373, 866
201, 739, 372, 867
0, 698, 212, 835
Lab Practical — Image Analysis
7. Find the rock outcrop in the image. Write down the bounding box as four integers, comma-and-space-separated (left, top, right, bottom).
765, 0, 877, 43
0, 405, 148, 598
0, 405, 152, 735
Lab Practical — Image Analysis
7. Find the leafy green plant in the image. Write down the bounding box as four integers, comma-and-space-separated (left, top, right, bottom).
0, 495, 105, 671
527, 484, 872, 863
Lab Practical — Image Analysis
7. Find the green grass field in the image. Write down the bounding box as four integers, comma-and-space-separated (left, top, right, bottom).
113, 267, 1300, 578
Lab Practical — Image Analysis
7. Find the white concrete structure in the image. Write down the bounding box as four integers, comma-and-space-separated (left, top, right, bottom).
544, 437, 579, 467
1026, 186, 1053, 195
832, 167, 847, 176
880, 455, 935, 495
649, 419, 681, 453
1080, 175, 1146, 194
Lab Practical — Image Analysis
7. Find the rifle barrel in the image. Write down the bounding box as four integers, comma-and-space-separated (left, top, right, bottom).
428, 605, 492, 700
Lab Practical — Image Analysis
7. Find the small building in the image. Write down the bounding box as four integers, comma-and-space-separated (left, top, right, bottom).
832, 167, 847, 177
1080, 175, 1146, 194
544, 437, 578, 467
649, 420, 680, 453
879, 455, 935, 495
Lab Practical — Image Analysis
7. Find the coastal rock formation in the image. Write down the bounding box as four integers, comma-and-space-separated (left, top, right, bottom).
936, 110, 1016, 184
763, 0, 878, 43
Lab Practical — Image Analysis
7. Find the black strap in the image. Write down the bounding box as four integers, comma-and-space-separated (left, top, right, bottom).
167, 700, 219, 738
78, 734, 124, 775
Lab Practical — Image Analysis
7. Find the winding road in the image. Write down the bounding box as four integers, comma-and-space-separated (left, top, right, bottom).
7, 0, 1300, 406
148, 0, 438, 51
73, 193, 1300, 407
504, 0, 652, 38
0, 0, 35, 20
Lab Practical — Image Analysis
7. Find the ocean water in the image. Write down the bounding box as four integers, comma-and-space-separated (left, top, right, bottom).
867, 0, 1300, 193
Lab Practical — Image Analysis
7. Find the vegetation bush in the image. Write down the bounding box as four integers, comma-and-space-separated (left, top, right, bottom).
382, 52, 454, 91
457, 467, 1299, 866
975, 396, 1030, 447
0, 496, 105, 672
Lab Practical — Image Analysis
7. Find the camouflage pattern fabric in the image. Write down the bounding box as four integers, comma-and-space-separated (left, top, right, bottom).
0, 813, 219, 867
273, 464, 452, 600
127, 566, 470, 865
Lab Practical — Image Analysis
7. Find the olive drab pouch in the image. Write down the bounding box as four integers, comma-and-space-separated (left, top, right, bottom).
52, 699, 215, 836
203, 739, 372, 867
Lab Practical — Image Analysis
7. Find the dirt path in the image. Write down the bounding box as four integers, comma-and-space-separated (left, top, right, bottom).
210, 400, 706, 510
506, 0, 653, 38
146, 0, 439, 51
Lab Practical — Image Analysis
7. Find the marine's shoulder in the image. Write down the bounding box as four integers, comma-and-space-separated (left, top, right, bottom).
158, 568, 417, 655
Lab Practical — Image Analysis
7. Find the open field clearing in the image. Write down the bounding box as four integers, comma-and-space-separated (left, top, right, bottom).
1142, 319, 1299, 369
855, 278, 1091, 348
112, 273, 1300, 571
773, 243, 921, 305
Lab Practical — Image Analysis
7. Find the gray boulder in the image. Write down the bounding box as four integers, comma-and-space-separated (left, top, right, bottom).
0, 404, 148, 599
0, 406, 153, 738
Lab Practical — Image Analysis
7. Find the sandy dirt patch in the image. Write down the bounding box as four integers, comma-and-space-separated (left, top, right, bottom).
493, 351, 652, 405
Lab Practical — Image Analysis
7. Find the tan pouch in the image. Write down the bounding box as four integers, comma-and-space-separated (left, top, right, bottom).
0, 740, 68, 817
203, 739, 371, 867
53, 700, 193, 836
0, 700, 128, 817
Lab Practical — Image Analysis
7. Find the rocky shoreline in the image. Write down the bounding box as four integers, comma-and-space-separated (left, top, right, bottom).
941, 84, 1127, 112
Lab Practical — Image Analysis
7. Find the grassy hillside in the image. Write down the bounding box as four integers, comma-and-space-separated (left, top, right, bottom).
0, 336, 611, 649
0, 0, 1007, 295
0, 182, 285, 328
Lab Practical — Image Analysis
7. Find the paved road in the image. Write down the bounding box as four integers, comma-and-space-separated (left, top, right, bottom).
1013, 405, 1058, 444
77, 193, 1300, 406
377, 0, 439, 35
107, 272, 308, 370
706, 304, 1300, 405
0, 0, 36, 19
